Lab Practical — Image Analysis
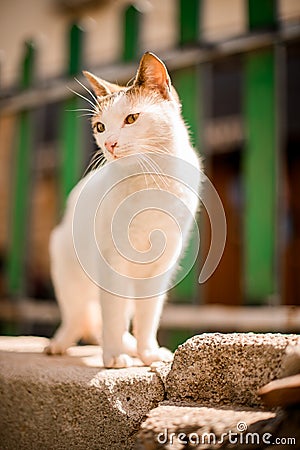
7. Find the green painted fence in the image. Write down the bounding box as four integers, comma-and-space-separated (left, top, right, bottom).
7, 42, 35, 296
243, 49, 277, 303
123, 4, 141, 62
60, 24, 84, 204
243, 0, 278, 303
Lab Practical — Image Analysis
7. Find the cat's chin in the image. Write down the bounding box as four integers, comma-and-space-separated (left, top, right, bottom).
106, 153, 143, 167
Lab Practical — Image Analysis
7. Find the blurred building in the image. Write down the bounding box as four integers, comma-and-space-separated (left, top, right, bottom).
0, 0, 300, 337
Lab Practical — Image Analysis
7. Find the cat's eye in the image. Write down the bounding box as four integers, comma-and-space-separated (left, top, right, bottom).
94, 122, 105, 133
124, 113, 139, 125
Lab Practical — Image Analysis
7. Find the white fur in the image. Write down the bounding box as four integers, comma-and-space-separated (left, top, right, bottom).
46, 58, 201, 368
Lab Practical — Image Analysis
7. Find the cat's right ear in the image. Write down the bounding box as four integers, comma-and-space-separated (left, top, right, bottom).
83, 71, 121, 97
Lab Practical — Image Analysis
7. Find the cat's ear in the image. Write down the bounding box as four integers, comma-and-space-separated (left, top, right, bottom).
83, 71, 122, 97
134, 52, 172, 99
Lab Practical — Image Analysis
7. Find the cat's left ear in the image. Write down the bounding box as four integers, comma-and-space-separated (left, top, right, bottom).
83, 71, 122, 97
134, 52, 172, 99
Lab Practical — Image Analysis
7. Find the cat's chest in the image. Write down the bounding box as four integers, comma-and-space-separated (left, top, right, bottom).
95, 174, 195, 253
97, 174, 195, 222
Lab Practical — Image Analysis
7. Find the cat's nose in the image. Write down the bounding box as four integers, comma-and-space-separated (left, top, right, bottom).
104, 140, 117, 154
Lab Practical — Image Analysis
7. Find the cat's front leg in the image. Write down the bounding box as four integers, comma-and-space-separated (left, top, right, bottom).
134, 295, 173, 366
101, 292, 136, 368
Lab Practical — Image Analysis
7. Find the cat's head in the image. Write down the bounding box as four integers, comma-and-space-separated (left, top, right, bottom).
83, 52, 181, 162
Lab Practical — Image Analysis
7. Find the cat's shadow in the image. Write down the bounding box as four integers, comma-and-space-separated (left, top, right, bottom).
0, 337, 149, 387
1, 343, 146, 375
44, 344, 144, 369
45, 344, 107, 369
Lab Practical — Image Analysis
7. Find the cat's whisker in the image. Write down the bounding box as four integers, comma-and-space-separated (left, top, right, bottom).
144, 144, 171, 156
83, 158, 99, 177
153, 143, 172, 153
142, 136, 172, 142
74, 77, 102, 111
90, 157, 105, 173
143, 153, 167, 176
138, 149, 168, 178
156, 144, 172, 154
136, 156, 149, 189
77, 113, 97, 118
83, 150, 106, 176
142, 154, 169, 189
139, 156, 164, 191
126, 75, 136, 87
68, 87, 99, 113
143, 152, 169, 177
138, 157, 159, 190
65, 108, 97, 115
135, 138, 172, 155
92, 152, 106, 166
96, 155, 106, 167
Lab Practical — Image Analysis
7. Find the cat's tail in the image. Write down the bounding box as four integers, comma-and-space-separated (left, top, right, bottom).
49, 225, 102, 350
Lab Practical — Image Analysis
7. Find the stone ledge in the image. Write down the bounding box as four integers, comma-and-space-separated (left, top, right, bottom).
134, 403, 276, 450
1, 333, 299, 450
0, 337, 164, 450
135, 402, 300, 450
165, 333, 300, 407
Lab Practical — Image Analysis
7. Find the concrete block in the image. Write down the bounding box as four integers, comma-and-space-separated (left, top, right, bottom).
166, 333, 300, 407
134, 402, 276, 450
0, 337, 164, 450
1, 333, 299, 450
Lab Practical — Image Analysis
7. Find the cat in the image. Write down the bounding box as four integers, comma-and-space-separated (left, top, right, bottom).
45, 52, 201, 368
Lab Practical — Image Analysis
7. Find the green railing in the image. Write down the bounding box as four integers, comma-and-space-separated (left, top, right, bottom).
7, 42, 35, 296
60, 24, 84, 204
243, 0, 278, 303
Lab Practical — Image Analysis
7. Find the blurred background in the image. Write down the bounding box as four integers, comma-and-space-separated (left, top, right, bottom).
0, 0, 299, 349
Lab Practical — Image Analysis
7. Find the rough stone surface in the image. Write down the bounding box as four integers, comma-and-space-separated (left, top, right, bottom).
0, 337, 164, 450
150, 361, 172, 389
134, 402, 277, 450
1, 333, 299, 450
135, 403, 300, 450
166, 333, 300, 407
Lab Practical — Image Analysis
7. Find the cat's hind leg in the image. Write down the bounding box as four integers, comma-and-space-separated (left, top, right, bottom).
46, 224, 101, 354
45, 282, 99, 355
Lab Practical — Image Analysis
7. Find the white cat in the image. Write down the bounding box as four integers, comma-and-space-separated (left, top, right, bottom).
45, 52, 201, 368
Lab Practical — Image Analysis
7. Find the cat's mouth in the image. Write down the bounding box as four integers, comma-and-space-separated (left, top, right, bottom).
104, 145, 146, 161
106, 149, 134, 160
106, 153, 125, 161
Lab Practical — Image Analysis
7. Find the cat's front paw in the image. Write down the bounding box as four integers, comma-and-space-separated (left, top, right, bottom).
103, 352, 135, 369
139, 347, 173, 366
44, 340, 67, 355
